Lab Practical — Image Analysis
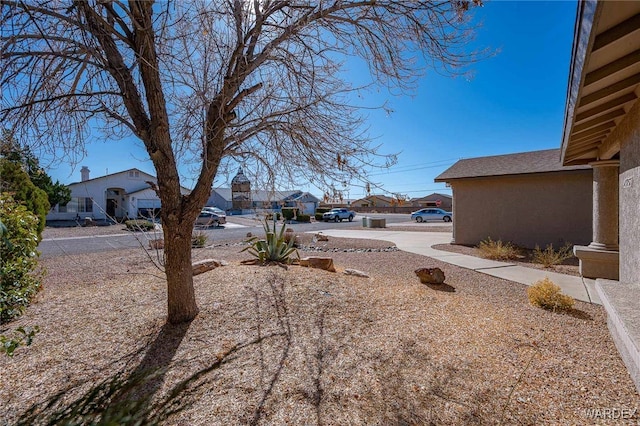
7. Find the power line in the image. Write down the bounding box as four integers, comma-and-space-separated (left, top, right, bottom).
367, 160, 456, 177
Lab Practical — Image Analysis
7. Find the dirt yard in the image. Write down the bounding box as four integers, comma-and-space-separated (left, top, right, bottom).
1, 235, 638, 425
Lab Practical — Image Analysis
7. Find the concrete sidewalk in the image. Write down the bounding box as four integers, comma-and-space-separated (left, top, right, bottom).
316, 229, 600, 305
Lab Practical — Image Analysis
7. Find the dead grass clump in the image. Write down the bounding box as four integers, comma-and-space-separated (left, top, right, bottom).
532, 243, 574, 268
477, 238, 520, 261
527, 277, 575, 311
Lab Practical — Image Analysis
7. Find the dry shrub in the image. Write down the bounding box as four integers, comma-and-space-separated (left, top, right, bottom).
191, 231, 208, 248
477, 237, 520, 261
532, 243, 574, 268
527, 278, 574, 311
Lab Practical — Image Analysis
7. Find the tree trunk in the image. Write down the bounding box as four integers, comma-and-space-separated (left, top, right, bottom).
163, 220, 199, 324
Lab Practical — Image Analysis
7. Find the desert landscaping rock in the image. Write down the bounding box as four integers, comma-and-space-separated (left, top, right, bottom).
299, 245, 398, 253
344, 268, 369, 278
299, 256, 336, 272
415, 267, 446, 284
192, 258, 222, 275
313, 233, 329, 242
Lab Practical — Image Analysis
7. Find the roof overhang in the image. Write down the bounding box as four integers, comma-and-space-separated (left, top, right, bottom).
561, 1, 640, 166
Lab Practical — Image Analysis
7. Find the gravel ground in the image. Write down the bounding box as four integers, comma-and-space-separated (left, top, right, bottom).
1, 235, 637, 425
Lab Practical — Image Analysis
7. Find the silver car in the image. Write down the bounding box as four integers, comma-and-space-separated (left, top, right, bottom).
195, 211, 226, 227
411, 208, 452, 223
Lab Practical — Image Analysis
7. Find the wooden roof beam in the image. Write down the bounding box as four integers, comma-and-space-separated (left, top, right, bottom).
575, 92, 637, 121
579, 73, 640, 106
571, 121, 616, 139
592, 13, 640, 52
566, 145, 600, 159
584, 49, 640, 86
572, 130, 610, 145
573, 108, 625, 132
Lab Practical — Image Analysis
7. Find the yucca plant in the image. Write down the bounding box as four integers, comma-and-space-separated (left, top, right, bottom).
241, 216, 298, 264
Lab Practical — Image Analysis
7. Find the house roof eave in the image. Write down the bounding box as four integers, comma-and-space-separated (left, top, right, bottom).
561, 1, 640, 165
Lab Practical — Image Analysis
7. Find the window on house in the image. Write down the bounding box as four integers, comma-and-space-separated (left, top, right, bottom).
61, 197, 93, 213
77, 197, 90, 213
84, 198, 93, 213
128, 171, 140, 178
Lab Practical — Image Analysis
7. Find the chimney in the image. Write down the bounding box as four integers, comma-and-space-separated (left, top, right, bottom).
81, 166, 90, 182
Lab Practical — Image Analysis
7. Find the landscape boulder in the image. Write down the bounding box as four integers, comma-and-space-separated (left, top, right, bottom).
300, 256, 336, 272
313, 233, 329, 242
415, 267, 446, 285
192, 259, 223, 276
344, 268, 369, 278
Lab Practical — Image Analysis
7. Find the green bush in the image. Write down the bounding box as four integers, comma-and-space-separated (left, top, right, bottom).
281, 207, 299, 221
296, 214, 311, 222
0, 159, 49, 238
527, 277, 575, 311
1, 326, 39, 357
241, 217, 298, 264
477, 237, 521, 261
0, 193, 43, 324
314, 212, 324, 221
125, 219, 154, 231
532, 242, 574, 268
315, 207, 330, 214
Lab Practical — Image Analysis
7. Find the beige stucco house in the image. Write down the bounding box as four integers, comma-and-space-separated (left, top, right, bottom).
560, 0, 640, 391
435, 149, 593, 249
411, 193, 453, 211
350, 195, 394, 207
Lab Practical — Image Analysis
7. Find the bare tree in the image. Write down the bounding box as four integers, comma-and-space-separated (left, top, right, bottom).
1, 0, 483, 323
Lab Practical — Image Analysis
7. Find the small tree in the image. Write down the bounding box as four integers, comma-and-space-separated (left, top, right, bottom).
1, 130, 71, 209
2, 1, 484, 323
0, 159, 49, 238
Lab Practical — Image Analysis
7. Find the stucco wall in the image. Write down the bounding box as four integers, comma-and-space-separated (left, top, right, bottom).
618, 100, 640, 284
206, 191, 232, 211
450, 170, 593, 248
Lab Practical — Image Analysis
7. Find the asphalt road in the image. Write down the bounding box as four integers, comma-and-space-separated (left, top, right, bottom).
39, 213, 449, 257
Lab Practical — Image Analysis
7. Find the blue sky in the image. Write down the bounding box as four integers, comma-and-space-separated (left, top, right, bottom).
45, 1, 578, 200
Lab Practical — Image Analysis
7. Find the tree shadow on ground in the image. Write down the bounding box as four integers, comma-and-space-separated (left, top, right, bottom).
14, 274, 293, 426
14, 320, 191, 425
15, 324, 283, 425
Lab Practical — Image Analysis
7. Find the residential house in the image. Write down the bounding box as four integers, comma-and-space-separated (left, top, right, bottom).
411, 193, 453, 211
560, 0, 640, 391
46, 167, 190, 221
434, 149, 593, 249
207, 188, 320, 215
350, 195, 394, 208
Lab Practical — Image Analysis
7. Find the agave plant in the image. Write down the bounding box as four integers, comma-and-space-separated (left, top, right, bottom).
242, 216, 298, 264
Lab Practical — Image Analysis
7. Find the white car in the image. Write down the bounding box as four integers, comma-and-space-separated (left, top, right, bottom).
411, 208, 452, 223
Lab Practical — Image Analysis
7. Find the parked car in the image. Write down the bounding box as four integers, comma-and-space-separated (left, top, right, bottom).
411, 208, 452, 223
202, 206, 226, 217
322, 208, 356, 222
195, 211, 226, 227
